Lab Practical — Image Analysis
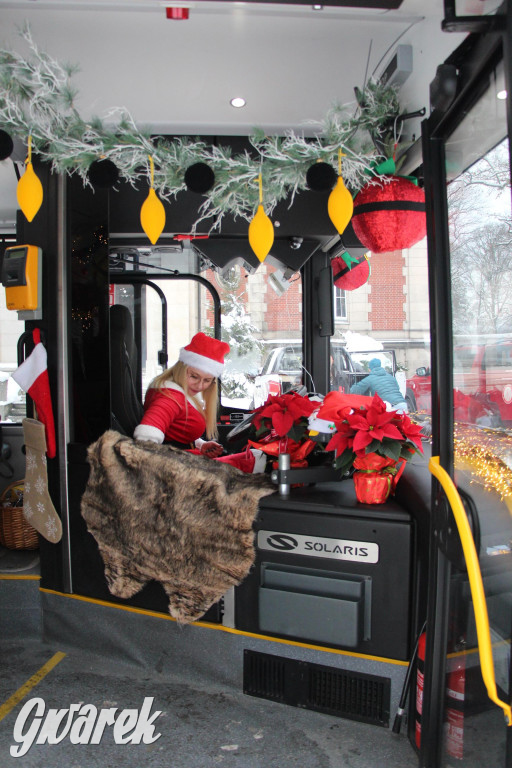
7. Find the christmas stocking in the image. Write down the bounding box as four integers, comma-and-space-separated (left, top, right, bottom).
22, 418, 62, 543
12, 329, 56, 458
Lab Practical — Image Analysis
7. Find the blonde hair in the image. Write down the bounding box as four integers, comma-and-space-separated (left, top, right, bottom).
150, 360, 219, 440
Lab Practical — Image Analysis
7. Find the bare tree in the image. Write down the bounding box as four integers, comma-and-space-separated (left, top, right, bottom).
451, 222, 512, 333
448, 138, 512, 334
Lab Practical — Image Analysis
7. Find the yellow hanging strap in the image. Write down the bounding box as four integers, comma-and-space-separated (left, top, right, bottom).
148, 155, 155, 188
429, 455, 512, 726
27, 135, 32, 165
258, 173, 263, 204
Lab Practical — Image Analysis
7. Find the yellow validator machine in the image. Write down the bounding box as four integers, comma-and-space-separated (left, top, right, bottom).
1, 244, 42, 319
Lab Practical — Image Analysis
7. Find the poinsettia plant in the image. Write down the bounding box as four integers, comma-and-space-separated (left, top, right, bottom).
248, 392, 320, 463
324, 392, 424, 473
252, 391, 318, 441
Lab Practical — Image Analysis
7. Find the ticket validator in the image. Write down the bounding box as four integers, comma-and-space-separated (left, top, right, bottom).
1, 244, 42, 320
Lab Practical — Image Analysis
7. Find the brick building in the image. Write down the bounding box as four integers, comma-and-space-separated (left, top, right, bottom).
206, 238, 430, 376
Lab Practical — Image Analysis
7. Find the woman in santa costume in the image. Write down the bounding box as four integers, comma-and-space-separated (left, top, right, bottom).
134, 332, 265, 473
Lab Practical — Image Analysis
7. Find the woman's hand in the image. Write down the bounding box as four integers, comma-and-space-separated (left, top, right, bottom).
200, 441, 225, 458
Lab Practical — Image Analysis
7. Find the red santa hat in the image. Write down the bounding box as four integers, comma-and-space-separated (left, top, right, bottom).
12, 328, 56, 458
308, 391, 373, 435
179, 332, 230, 378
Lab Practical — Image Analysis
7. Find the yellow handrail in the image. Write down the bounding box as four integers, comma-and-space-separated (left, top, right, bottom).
429, 456, 512, 725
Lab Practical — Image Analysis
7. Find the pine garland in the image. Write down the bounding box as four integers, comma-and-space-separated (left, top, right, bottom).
0, 25, 402, 230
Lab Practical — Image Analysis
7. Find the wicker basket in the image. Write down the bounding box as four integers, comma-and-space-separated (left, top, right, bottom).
0, 480, 39, 550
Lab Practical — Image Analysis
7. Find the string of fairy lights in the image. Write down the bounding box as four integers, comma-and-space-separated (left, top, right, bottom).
454, 423, 512, 501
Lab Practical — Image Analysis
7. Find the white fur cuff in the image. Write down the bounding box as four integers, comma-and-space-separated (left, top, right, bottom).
133, 424, 165, 444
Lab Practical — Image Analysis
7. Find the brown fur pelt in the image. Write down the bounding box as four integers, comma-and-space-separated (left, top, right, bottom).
80, 431, 274, 623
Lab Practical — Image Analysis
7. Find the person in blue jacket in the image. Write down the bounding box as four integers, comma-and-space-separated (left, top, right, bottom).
349, 357, 408, 413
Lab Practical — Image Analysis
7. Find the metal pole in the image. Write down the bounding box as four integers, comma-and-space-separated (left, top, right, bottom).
278, 452, 291, 497
56, 174, 72, 593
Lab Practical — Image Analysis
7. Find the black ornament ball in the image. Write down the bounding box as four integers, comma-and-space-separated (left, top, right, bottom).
0, 130, 14, 161
184, 162, 215, 194
306, 162, 336, 192
88, 159, 119, 188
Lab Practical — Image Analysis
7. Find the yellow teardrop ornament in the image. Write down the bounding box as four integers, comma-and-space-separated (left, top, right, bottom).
140, 187, 166, 245
249, 204, 274, 263
17, 161, 43, 222
328, 175, 353, 235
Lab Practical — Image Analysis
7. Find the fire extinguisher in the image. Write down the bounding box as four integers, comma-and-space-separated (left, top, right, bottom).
445, 653, 466, 760
415, 631, 426, 748
392, 622, 426, 737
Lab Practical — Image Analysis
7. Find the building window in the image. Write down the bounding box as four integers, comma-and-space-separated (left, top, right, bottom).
334, 286, 347, 320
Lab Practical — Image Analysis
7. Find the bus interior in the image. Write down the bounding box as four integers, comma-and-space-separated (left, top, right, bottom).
1, 1, 512, 767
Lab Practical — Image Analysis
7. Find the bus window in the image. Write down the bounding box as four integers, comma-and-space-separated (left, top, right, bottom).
111, 277, 218, 401
448, 124, 511, 427
109, 258, 303, 413
441, 58, 512, 764
328, 240, 431, 403
203, 263, 303, 410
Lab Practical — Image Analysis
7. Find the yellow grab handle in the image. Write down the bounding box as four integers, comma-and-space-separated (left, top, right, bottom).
429, 456, 512, 725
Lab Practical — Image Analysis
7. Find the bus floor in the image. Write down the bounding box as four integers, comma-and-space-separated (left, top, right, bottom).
0, 551, 421, 768
0, 636, 420, 768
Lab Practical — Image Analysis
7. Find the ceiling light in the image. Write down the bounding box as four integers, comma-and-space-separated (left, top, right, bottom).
312, 4, 323, 9
497, 89, 507, 100
230, 97, 246, 108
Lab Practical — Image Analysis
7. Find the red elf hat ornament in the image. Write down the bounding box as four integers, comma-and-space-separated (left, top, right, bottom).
179, 332, 230, 377
351, 175, 426, 254
331, 252, 369, 291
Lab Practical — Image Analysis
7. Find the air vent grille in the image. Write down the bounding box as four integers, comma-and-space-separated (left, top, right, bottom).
244, 650, 390, 727
307, 667, 389, 723
244, 649, 286, 701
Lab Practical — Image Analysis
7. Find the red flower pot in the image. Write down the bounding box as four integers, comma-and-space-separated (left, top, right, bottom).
353, 471, 392, 504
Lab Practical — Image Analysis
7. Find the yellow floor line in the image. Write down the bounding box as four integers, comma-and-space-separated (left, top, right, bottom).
0, 574, 40, 580
0, 652, 66, 723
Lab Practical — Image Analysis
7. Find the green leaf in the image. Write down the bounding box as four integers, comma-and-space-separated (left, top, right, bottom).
288, 423, 306, 442
334, 450, 355, 473
380, 438, 402, 461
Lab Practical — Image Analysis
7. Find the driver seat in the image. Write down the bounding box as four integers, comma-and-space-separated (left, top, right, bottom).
109, 304, 144, 436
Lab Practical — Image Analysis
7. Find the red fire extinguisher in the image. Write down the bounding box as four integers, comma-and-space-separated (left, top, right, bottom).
415, 632, 426, 748
415, 633, 465, 759
445, 653, 466, 760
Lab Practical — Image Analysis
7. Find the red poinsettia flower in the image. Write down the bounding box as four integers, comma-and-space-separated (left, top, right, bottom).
252, 392, 318, 437
346, 394, 403, 452
326, 421, 355, 458
394, 413, 424, 451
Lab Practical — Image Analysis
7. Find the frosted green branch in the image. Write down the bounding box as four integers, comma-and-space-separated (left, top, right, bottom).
0, 27, 403, 229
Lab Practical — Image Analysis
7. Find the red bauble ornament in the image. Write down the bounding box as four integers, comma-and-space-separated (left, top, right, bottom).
351, 176, 426, 253
332, 254, 369, 291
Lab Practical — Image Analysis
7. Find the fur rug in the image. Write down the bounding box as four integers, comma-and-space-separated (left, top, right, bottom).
81, 431, 274, 623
